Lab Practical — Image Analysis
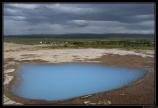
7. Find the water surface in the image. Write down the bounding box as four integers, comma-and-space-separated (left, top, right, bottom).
12, 63, 145, 101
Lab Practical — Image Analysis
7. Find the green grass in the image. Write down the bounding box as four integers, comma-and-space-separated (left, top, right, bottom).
4, 36, 154, 50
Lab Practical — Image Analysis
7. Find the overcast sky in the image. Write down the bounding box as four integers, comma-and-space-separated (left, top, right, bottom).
3, 3, 155, 35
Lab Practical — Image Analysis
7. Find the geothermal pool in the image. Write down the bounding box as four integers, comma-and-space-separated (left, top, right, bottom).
11, 63, 145, 101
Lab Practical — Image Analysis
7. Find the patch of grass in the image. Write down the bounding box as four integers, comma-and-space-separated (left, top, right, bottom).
4, 37, 154, 50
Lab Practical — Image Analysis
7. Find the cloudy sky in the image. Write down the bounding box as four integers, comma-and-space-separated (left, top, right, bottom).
3, 3, 155, 35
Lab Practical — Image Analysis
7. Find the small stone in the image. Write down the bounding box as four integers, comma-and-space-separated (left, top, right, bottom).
83, 101, 90, 104
5, 69, 15, 73
4, 100, 15, 104
89, 103, 96, 105
15, 103, 23, 105
3, 95, 22, 105
4, 75, 13, 85
3, 97, 9, 102
81, 94, 92, 98
107, 100, 111, 104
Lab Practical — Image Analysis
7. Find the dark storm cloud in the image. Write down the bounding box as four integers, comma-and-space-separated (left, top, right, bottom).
3, 3, 155, 35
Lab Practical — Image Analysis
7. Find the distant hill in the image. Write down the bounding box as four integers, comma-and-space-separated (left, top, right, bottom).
4, 33, 154, 39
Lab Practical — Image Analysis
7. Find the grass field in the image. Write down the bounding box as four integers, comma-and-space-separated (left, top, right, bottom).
4, 35, 155, 50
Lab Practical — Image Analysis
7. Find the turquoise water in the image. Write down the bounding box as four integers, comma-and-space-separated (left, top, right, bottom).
12, 63, 145, 101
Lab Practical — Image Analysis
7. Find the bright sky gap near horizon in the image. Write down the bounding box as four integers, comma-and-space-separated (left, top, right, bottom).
3, 3, 155, 35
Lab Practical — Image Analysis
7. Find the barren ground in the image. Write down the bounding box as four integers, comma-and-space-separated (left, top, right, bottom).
3, 42, 155, 106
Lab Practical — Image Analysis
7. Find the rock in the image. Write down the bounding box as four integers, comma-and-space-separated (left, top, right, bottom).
3, 96, 10, 103
107, 100, 111, 104
81, 94, 92, 98
4, 75, 13, 85
89, 103, 96, 105
83, 101, 91, 104
5, 101, 15, 104
5, 69, 15, 73
98, 100, 110, 105
83, 101, 97, 105
3, 95, 23, 105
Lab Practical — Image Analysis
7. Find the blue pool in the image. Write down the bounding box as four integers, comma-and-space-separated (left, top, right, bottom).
12, 63, 145, 101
